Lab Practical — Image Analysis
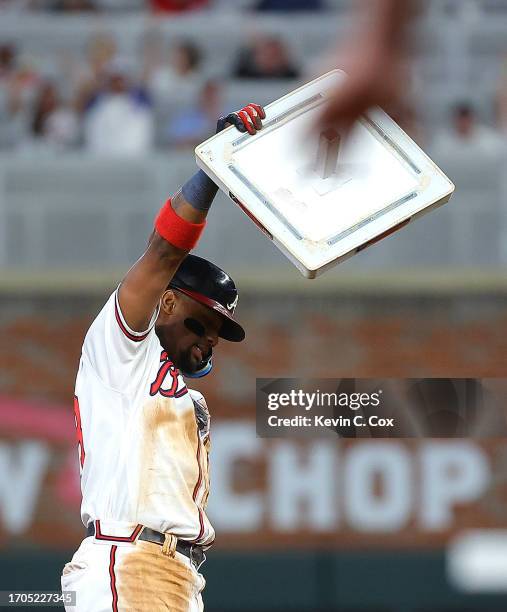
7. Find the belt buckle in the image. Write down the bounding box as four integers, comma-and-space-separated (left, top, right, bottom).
189, 544, 206, 571
162, 533, 177, 558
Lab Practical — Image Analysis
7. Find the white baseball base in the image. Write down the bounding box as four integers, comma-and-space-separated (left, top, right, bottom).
196, 70, 455, 278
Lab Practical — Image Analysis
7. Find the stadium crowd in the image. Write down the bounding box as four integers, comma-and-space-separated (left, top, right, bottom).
0, 29, 307, 154
0, 0, 326, 13
0, 0, 506, 161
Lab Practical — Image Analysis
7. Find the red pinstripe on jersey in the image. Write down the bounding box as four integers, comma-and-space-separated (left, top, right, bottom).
73, 395, 85, 469
114, 294, 150, 342
94, 520, 143, 543
109, 545, 118, 612
191, 429, 205, 544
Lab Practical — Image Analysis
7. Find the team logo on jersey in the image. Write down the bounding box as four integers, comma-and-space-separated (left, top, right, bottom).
192, 395, 210, 442
149, 351, 187, 398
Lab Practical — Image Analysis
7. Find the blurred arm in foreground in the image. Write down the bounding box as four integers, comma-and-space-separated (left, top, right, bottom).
317, 0, 414, 135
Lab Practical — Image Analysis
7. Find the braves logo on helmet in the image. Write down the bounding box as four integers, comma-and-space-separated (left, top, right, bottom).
226, 294, 239, 314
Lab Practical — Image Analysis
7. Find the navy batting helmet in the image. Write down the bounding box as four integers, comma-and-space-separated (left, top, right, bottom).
169, 254, 245, 343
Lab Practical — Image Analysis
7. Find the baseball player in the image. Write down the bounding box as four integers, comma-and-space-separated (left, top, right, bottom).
61, 103, 266, 611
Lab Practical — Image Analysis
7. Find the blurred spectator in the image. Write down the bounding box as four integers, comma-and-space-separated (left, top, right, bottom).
150, 0, 209, 12
0, 0, 37, 10
0, 43, 40, 148
234, 35, 300, 80
432, 103, 506, 159
497, 53, 507, 135
50, 0, 96, 10
83, 59, 154, 155
72, 33, 118, 112
29, 81, 79, 149
146, 39, 203, 105
166, 79, 222, 148
254, 0, 325, 10
86, 33, 117, 81
0, 42, 39, 96
141, 28, 164, 81
0, 42, 16, 83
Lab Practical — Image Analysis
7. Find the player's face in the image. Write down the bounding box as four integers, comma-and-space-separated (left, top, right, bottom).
158, 292, 222, 374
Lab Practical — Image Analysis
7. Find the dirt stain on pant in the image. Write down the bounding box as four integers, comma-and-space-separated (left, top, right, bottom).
116, 541, 202, 611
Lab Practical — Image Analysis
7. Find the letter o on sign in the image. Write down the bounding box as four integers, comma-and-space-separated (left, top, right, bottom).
344, 443, 412, 531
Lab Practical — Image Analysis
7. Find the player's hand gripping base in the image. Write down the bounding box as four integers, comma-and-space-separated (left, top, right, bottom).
216, 103, 266, 135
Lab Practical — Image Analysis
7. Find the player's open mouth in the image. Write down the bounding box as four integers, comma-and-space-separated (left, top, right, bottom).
192, 345, 204, 362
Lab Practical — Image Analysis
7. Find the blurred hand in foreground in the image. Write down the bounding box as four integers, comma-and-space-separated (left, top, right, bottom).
316, 0, 414, 137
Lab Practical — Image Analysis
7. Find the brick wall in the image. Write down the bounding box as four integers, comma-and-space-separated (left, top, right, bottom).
1, 291, 507, 415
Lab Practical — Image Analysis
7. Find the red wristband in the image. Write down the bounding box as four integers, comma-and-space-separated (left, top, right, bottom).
155, 199, 206, 251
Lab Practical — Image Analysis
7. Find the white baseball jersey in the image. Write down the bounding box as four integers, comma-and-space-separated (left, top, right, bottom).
74, 288, 214, 547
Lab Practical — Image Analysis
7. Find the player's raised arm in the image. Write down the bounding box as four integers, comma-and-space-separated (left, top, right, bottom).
118, 103, 266, 333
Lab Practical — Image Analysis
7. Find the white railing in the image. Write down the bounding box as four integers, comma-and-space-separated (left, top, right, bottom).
0, 150, 507, 275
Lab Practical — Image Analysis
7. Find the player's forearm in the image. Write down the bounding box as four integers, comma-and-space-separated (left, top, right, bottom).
177, 170, 219, 218
153, 169, 219, 250
368, 0, 414, 51
118, 171, 219, 332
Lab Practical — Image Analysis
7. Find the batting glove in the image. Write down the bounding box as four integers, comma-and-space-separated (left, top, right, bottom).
216, 103, 266, 135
